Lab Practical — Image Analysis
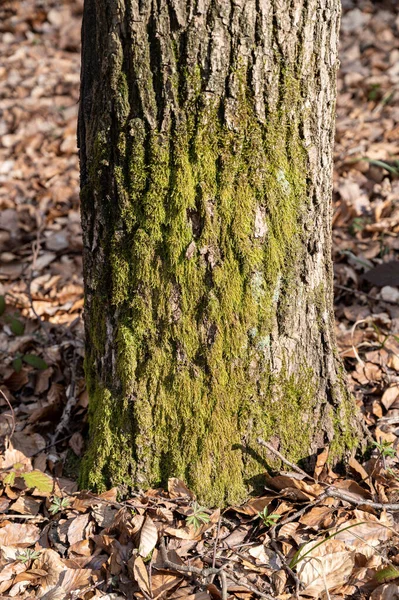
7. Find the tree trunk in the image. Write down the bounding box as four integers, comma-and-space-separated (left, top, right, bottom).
78, 0, 359, 506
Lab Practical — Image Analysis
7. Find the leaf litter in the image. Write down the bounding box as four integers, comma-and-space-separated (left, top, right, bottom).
1, 0, 399, 598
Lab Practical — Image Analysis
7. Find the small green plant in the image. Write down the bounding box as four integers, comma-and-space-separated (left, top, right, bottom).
16, 549, 41, 564
372, 439, 396, 459
49, 496, 70, 515
258, 507, 281, 527
186, 502, 210, 531
2, 465, 53, 493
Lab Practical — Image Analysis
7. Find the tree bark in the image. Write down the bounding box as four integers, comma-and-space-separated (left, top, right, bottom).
78, 0, 360, 506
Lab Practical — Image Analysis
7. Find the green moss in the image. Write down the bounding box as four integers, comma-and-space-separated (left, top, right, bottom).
329, 368, 359, 460
80, 382, 135, 492
81, 60, 358, 506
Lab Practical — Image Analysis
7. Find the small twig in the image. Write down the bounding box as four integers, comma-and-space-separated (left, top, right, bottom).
334, 283, 377, 302
257, 438, 315, 481
212, 515, 222, 569
220, 571, 228, 600
159, 537, 222, 578
0, 388, 15, 441
325, 486, 399, 511
226, 571, 275, 600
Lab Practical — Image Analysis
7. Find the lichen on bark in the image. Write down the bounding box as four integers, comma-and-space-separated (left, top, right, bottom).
79, 0, 359, 506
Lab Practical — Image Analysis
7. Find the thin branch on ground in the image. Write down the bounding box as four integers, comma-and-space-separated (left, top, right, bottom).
258, 437, 399, 512
325, 486, 399, 511
257, 437, 316, 481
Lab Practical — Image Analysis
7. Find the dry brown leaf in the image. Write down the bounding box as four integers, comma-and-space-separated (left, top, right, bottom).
67, 512, 90, 546
233, 496, 275, 516
0, 523, 40, 547
170, 588, 210, 599
168, 478, 195, 500
151, 571, 183, 599
0, 447, 31, 471
334, 510, 393, 553
297, 539, 355, 597
69, 539, 92, 556
33, 548, 65, 593
314, 447, 329, 480
10, 495, 41, 515
381, 386, 399, 411
133, 555, 150, 595
371, 583, 399, 600
60, 567, 91, 594
299, 506, 334, 528
265, 474, 324, 500
139, 516, 158, 557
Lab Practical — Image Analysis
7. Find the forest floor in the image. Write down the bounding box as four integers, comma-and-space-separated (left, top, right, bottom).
1, 0, 399, 598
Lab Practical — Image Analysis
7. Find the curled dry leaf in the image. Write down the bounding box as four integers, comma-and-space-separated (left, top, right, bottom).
139, 515, 158, 557
265, 474, 324, 500
168, 478, 195, 500
233, 496, 275, 516
297, 539, 355, 597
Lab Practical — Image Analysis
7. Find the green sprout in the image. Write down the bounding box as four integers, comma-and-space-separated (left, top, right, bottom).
258, 507, 281, 527
372, 440, 396, 459
186, 502, 210, 531
49, 496, 70, 515
16, 549, 41, 564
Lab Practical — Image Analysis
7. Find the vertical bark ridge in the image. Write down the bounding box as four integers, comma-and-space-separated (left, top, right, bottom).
79, 0, 359, 506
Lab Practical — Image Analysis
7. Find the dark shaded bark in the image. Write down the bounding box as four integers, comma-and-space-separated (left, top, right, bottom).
78, 0, 360, 506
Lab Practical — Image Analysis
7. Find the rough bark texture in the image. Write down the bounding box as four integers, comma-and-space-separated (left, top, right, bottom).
79, 0, 359, 506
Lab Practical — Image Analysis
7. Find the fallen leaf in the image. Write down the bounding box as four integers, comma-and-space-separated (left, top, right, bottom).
0, 523, 40, 547
139, 516, 158, 557
296, 539, 355, 597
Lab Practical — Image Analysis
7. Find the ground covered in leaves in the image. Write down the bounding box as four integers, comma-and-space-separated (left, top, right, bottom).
1, 0, 399, 598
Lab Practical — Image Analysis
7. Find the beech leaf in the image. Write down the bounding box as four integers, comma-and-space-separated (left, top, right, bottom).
139, 516, 158, 557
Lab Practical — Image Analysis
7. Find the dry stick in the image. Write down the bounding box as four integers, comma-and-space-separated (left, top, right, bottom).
160, 538, 273, 600
220, 571, 228, 600
257, 438, 315, 481
159, 537, 222, 578
212, 515, 222, 569
0, 388, 15, 440
325, 486, 399, 511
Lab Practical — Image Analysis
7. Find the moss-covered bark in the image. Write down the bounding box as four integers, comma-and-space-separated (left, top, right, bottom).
78, 0, 360, 506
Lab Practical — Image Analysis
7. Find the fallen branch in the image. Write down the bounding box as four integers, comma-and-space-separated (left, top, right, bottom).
257, 437, 315, 481
325, 486, 399, 511
257, 437, 399, 512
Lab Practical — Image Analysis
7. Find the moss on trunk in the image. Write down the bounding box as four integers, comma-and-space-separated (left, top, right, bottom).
79, 0, 359, 507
